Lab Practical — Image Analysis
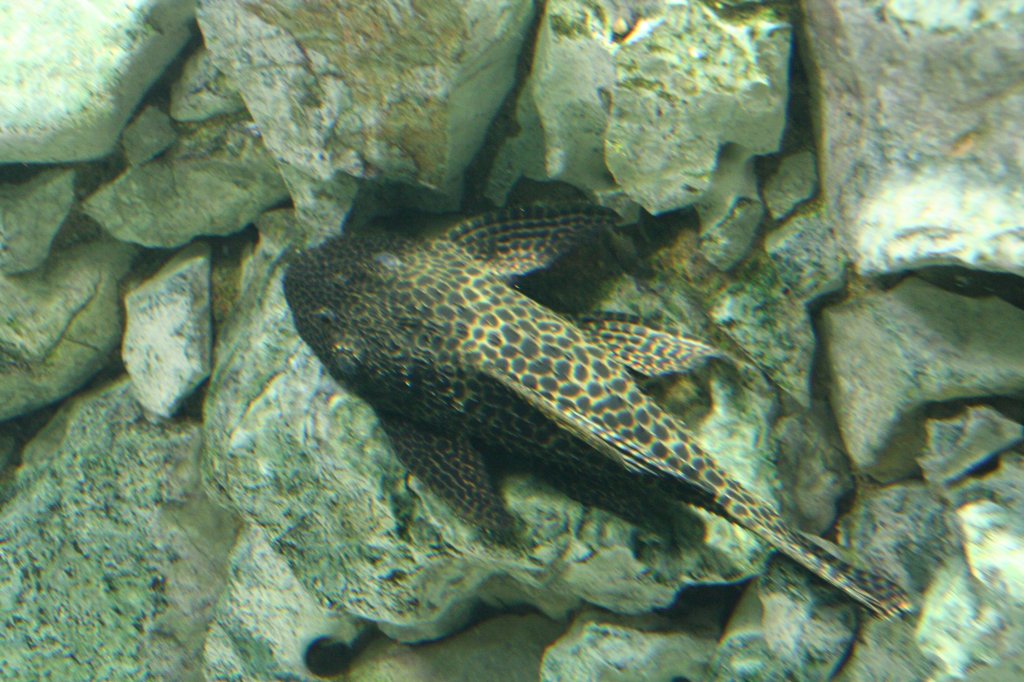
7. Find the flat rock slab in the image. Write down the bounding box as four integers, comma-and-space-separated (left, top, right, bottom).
0, 168, 75, 274
822, 277, 1024, 478
0, 0, 195, 162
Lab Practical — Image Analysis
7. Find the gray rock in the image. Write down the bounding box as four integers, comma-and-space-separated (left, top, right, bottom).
0, 0, 195, 162
606, 2, 790, 213
697, 145, 765, 270
764, 204, 848, 304
541, 611, 717, 682
711, 560, 857, 682
0, 378, 237, 680
0, 168, 76, 274
764, 150, 818, 222
122, 105, 178, 166
170, 46, 246, 123
0, 239, 136, 421
801, 0, 1024, 277
197, 0, 535, 197
822, 277, 1024, 477
123, 242, 213, 418
348, 614, 562, 682
84, 117, 288, 248
920, 406, 1023, 488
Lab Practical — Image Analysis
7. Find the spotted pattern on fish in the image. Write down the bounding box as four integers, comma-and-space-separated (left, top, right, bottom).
283, 205, 913, 618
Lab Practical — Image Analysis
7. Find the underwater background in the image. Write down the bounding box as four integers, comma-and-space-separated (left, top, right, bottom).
1, 1, 1023, 680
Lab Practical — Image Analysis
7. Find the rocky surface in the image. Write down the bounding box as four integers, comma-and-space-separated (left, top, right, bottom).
0, 168, 76, 274
802, 0, 1024, 278
122, 106, 179, 166
0, 239, 136, 421
920, 405, 1023, 489
0, 0, 195, 162
170, 46, 246, 123
763, 149, 817, 222
123, 242, 213, 419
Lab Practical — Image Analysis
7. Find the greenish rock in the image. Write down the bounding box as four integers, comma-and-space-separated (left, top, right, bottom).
84, 116, 288, 248
0, 239, 136, 421
822, 277, 1024, 478
541, 610, 717, 682
920, 405, 1023, 489
0, 0, 195, 162
697, 145, 765, 270
711, 560, 857, 682
606, 2, 790, 213
764, 203, 848, 304
764, 150, 818, 221
197, 0, 535, 197
122, 105, 178, 166
170, 46, 246, 123
0, 379, 237, 680
348, 614, 562, 682
0, 168, 76, 274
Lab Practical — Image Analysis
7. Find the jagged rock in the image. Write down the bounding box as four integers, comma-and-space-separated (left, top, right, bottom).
122, 105, 178, 166
920, 406, 1023, 489
0, 168, 76, 274
0, 378, 237, 679
347, 614, 562, 682
84, 116, 288, 248
822, 277, 1024, 477
697, 145, 765, 270
170, 46, 246, 123
711, 560, 857, 682
0, 0, 195, 162
764, 150, 818, 222
197, 0, 535, 198
801, 0, 1024, 278
540, 610, 718, 682
0, 239, 136, 421
764, 204, 848, 304
123, 242, 213, 418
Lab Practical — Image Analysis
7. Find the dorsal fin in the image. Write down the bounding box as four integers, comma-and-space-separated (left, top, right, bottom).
447, 205, 620, 276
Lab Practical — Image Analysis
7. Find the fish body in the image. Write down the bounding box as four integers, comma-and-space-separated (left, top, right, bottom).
284, 206, 912, 618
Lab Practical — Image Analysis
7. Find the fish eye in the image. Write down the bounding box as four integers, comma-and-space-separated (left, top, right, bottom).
312, 308, 338, 325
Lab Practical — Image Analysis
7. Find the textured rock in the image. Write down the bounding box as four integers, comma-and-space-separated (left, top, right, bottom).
197, 0, 535, 197
697, 145, 764, 270
764, 150, 817, 222
711, 560, 857, 682
764, 204, 848, 304
801, 0, 1024, 277
170, 46, 246, 123
822, 277, 1024, 477
0, 239, 136, 421
348, 614, 562, 682
123, 242, 213, 418
0, 0, 195, 162
122, 105, 178, 166
920, 406, 1023, 488
84, 116, 288, 248
605, 2, 790, 213
541, 611, 717, 682
0, 168, 76, 274
0, 379, 237, 680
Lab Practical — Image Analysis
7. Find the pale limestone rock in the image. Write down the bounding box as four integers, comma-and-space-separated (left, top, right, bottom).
170, 46, 246, 123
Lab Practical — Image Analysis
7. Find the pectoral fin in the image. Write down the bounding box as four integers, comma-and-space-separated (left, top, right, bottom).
447, 205, 619, 276
577, 312, 726, 376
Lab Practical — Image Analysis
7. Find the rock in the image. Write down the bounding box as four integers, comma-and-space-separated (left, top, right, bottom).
958, 493, 1024, 608
0, 379, 237, 679
711, 560, 857, 682
123, 242, 213, 418
0, 239, 136, 421
540, 610, 717, 682
697, 145, 765, 270
0, 168, 76, 274
822, 277, 1024, 477
605, 2, 790, 213
170, 46, 246, 123
920, 406, 1023, 488
763, 150, 817, 222
197, 0, 535, 197
764, 204, 848, 304
84, 117, 288, 248
347, 614, 562, 682
801, 0, 1024, 278
122, 105, 178, 166
0, 0, 195, 162
201, 212, 771, 645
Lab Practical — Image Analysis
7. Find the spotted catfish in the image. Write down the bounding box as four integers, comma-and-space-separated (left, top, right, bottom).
283, 206, 912, 618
